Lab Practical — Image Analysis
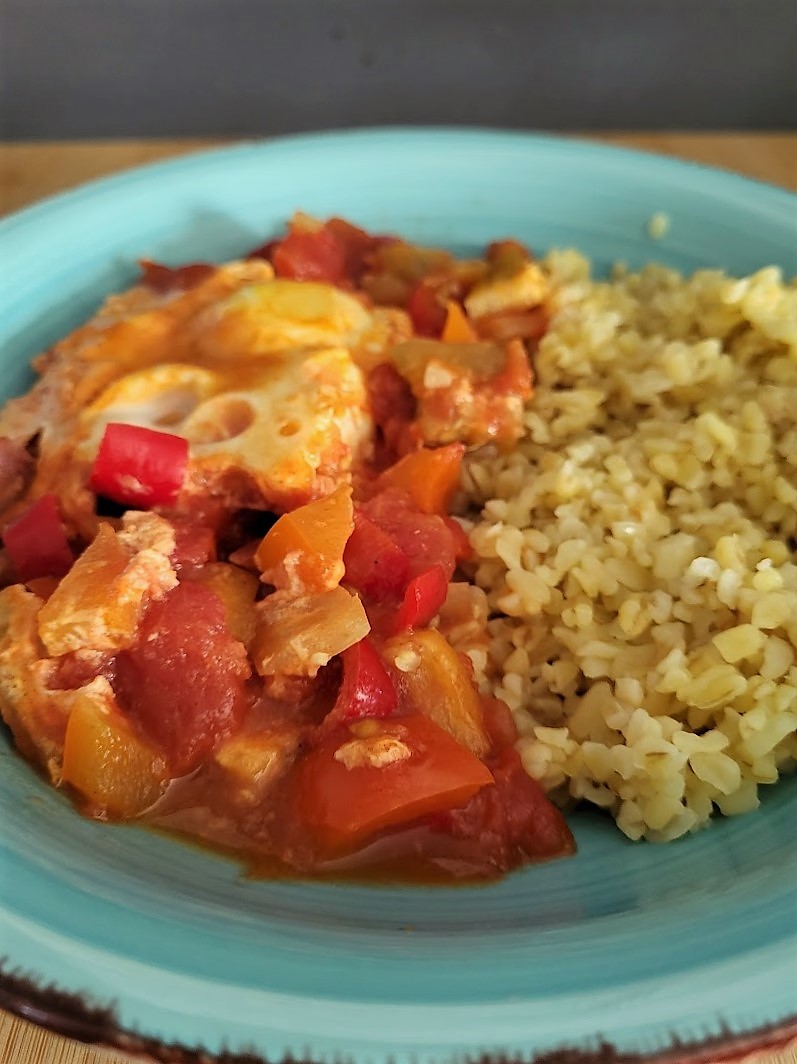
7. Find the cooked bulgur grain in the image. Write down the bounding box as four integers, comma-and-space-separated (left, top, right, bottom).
462, 252, 797, 841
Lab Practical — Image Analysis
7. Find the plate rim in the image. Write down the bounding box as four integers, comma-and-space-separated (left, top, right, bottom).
0, 127, 795, 1063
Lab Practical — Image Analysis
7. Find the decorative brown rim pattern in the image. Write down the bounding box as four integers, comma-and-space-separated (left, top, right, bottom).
2, 961, 796, 1064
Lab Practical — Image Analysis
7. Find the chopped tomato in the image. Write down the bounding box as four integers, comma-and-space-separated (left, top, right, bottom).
139, 259, 215, 293
367, 363, 417, 428
481, 697, 519, 753
407, 279, 448, 337
3, 494, 74, 582
359, 489, 459, 581
366, 363, 419, 463
114, 582, 250, 774
325, 218, 377, 282
392, 565, 448, 632
377, 443, 465, 515
442, 515, 473, 562
254, 218, 377, 286
343, 511, 410, 600
295, 714, 494, 854
170, 518, 217, 571
324, 638, 397, 728
90, 423, 189, 509
272, 228, 348, 284
436, 747, 575, 867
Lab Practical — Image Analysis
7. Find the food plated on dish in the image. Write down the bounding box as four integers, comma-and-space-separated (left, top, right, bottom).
0, 131, 795, 1064
1, 208, 794, 882
0, 216, 572, 881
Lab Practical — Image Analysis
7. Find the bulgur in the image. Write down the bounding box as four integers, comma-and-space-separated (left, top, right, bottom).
463, 252, 797, 841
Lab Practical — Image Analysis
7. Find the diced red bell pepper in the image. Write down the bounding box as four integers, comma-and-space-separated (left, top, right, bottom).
89, 423, 189, 509
325, 637, 398, 728
343, 512, 411, 600
3, 494, 74, 582
393, 565, 448, 632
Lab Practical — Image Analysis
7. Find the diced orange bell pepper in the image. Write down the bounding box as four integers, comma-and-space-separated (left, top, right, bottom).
255, 484, 354, 593
184, 562, 259, 646
62, 680, 169, 817
382, 628, 490, 757
377, 443, 465, 515
441, 301, 479, 344
252, 585, 370, 677
294, 714, 494, 855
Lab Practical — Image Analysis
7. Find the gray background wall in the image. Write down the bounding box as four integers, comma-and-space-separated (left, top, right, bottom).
1, 0, 796, 139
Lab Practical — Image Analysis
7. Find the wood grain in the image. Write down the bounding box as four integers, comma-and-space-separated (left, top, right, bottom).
1, 134, 796, 218
0, 133, 795, 1064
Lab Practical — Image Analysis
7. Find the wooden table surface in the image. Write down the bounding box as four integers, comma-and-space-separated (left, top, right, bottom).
0, 133, 795, 1064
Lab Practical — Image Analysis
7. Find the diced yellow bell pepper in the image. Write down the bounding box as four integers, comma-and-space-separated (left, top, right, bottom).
62, 678, 169, 817
383, 628, 489, 757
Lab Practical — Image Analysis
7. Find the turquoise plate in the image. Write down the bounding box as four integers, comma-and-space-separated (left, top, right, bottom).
1, 130, 795, 1063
